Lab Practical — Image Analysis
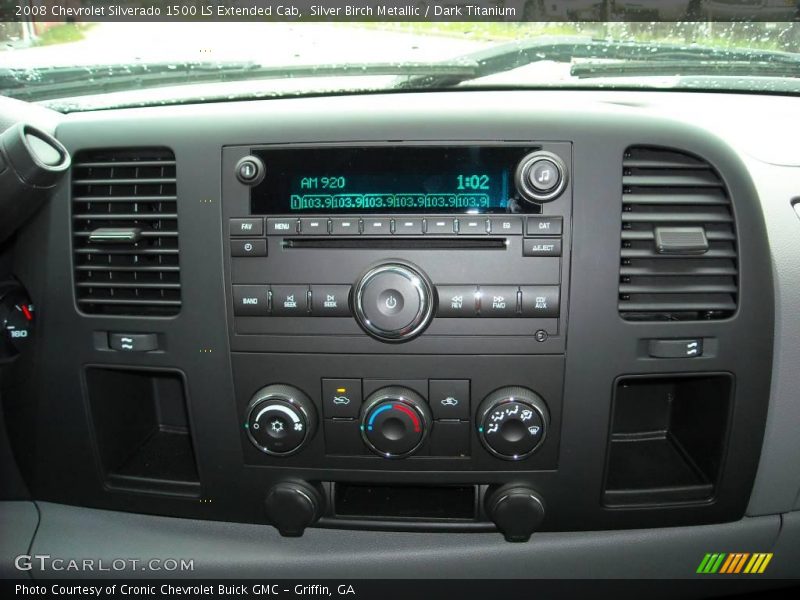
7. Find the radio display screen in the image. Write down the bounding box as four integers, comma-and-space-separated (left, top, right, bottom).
250, 146, 536, 214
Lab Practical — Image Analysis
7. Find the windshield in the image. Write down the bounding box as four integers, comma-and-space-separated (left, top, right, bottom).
2, 12, 800, 111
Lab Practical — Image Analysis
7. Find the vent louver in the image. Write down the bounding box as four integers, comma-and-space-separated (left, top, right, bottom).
72, 148, 180, 315
619, 146, 737, 321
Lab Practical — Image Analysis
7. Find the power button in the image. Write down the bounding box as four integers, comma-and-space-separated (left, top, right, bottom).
235, 156, 265, 186
354, 263, 434, 342
378, 289, 404, 315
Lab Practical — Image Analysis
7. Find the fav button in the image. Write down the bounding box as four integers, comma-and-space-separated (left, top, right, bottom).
229, 218, 264, 236
322, 378, 362, 419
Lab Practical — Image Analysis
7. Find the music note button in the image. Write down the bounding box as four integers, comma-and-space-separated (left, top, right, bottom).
527, 159, 561, 193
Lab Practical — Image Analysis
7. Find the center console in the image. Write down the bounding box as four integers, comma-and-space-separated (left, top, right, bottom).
223, 142, 571, 539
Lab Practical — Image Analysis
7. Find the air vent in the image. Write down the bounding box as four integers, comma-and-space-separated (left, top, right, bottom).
72, 148, 180, 315
619, 146, 737, 321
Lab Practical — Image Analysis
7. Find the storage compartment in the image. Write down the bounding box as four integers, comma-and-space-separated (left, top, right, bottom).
333, 483, 477, 520
603, 374, 733, 506
86, 367, 200, 496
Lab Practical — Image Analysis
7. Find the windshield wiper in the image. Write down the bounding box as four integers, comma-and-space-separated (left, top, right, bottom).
396, 37, 800, 88
571, 59, 800, 79
0, 60, 479, 102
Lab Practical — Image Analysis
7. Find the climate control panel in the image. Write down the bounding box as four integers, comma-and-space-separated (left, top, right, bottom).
239, 366, 557, 468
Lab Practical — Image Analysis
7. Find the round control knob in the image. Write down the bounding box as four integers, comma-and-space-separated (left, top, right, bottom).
353, 263, 434, 342
264, 481, 325, 537
360, 386, 431, 458
485, 484, 545, 542
477, 386, 549, 460
514, 151, 567, 203
246, 384, 317, 456
235, 155, 265, 186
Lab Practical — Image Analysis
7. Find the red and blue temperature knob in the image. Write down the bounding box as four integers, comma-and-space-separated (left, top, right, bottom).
360, 386, 431, 458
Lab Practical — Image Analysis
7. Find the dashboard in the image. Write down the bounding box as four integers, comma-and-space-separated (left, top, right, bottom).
1, 89, 800, 579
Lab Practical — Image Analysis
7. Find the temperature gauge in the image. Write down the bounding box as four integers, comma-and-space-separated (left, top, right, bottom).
1, 283, 35, 359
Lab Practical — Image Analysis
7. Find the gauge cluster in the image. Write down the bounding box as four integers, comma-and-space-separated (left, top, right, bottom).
0, 281, 34, 361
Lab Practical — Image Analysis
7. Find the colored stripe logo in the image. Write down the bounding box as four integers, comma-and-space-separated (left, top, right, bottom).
697, 553, 773, 574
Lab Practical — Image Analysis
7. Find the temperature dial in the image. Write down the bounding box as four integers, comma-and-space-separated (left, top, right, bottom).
477, 387, 549, 460
246, 384, 317, 456
0, 283, 34, 359
360, 386, 431, 458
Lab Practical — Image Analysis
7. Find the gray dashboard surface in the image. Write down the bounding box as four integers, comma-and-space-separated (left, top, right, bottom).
0, 501, 38, 579
769, 511, 800, 579
54, 89, 800, 516
2, 90, 800, 579
741, 157, 800, 517
24, 501, 781, 579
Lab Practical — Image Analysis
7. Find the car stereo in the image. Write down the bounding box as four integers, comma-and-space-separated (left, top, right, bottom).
223, 142, 571, 349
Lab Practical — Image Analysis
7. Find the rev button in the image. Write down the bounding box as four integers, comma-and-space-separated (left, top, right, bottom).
436, 285, 478, 317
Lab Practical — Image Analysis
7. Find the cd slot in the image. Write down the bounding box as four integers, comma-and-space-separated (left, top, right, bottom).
283, 237, 508, 250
